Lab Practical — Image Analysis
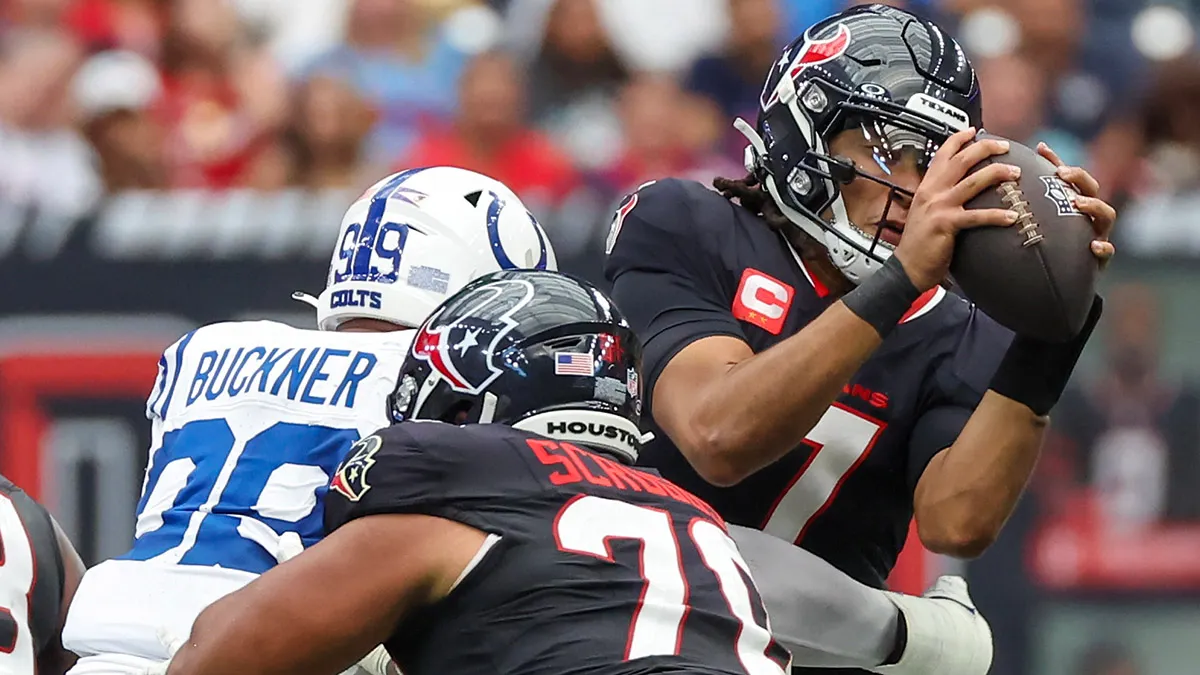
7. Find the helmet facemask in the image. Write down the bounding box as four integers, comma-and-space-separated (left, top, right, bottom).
833, 117, 938, 257
740, 45, 975, 284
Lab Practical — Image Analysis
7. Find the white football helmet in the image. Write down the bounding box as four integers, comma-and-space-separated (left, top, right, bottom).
296, 167, 557, 331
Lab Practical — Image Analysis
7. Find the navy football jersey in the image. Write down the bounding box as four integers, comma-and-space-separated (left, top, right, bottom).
324, 422, 792, 675
0, 474, 68, 673
605, 178, 1013, 589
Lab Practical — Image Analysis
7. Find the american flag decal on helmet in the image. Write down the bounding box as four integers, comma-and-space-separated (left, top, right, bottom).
555, 352, 594, 376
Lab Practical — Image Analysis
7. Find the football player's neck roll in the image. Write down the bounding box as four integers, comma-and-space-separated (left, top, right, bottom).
713, 172, 853, 298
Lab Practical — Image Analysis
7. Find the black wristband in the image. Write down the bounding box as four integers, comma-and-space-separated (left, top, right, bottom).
989, 295, 1104, 416
841, 255, 922, 337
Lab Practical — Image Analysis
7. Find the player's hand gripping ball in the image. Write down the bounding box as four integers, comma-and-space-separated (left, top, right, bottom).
950, 133, 1115, 342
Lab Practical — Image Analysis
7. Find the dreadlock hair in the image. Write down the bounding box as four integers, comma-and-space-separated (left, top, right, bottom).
713, 173, 826, 265
712, 173, 789, 231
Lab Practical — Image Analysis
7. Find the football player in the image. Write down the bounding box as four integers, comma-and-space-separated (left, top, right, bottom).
60, 167, 556, 675
604, 4, 1116, 673
0, 474, 87, 675
161, 270, 990, 675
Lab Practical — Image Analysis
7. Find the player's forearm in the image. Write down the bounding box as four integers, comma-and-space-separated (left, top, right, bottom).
167, 517, 443, 675
167, 600, 277, 675
914, 391, 1047, 558
685, 303, 882, 485
167, 585, 386, 675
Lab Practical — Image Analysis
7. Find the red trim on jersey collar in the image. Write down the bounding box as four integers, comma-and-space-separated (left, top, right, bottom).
796, 258, 830, 299
793, 251, 945, 320
900, 286, 946, 324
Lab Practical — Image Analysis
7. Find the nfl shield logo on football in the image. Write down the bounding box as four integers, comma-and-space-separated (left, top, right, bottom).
1040, 176, 1085, 217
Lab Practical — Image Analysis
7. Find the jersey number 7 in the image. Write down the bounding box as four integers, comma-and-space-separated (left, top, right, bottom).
763, 404, 886, 543
555, 495, 789, 674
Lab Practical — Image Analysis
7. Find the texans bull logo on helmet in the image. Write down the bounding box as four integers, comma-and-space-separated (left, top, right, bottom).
761, 23, 853, 111
412, 278, 535, 394
330, 434, 382, 502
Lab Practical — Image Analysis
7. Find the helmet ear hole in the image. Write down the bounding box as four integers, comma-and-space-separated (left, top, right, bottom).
463, 190, 483, 207
442, 400, 476, 425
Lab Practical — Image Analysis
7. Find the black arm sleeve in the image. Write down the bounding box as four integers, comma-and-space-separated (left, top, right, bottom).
604, 179, 746, 407
906, 307, 1014, 492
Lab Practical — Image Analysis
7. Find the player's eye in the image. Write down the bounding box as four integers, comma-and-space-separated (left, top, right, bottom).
859, 122, 932, 177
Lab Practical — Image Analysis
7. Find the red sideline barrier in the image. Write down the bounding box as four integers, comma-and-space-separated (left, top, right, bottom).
1030, 493, 1200, 589
0, 352, 160, 501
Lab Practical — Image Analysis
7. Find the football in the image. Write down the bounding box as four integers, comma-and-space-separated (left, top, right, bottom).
949, 133, 1099, 342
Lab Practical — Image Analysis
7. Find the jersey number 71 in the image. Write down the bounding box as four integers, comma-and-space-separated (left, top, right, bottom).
555, 495, 789, 674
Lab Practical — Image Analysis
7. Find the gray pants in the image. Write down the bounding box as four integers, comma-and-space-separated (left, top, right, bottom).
729, 525, 898, 669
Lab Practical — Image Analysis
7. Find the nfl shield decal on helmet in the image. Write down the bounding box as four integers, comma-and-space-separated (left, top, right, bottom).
1040, 176, 1085, 217
331, 435, 382, 502
412, 278, 535, 394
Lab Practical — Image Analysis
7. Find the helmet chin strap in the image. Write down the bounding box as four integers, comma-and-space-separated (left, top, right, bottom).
291, 291, 320, 309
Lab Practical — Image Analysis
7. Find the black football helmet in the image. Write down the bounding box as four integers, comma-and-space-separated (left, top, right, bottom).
740, 3, 983, 284
389, 269, 645, 463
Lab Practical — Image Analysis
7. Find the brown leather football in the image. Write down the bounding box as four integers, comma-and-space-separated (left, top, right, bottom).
949, 133, 1099, 342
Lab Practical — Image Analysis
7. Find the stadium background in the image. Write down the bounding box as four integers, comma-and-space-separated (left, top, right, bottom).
1, 0, 1198, 672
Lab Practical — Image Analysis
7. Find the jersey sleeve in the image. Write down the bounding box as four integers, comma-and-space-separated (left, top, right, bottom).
905, 308, 1014, 492
603, 179, 746, 406
323, 423, 496, 535
145, 330, 198, 422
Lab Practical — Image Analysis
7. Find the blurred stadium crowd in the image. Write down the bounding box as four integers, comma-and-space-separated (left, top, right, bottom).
4, 0, 1199, 248
3, 0, 1200, 674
